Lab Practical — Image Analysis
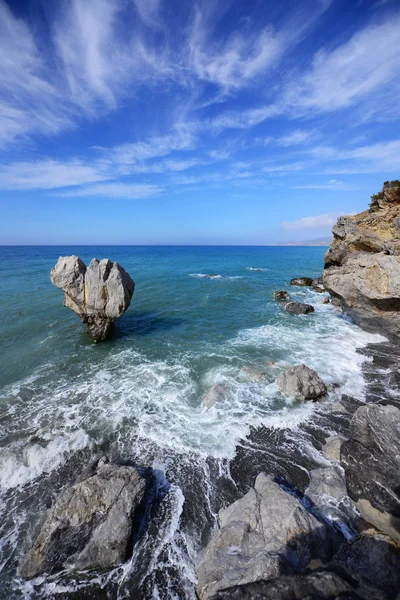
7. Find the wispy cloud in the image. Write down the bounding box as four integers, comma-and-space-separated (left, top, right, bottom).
277, 130, 316, 146
282, 212, 342, 230
57, 182, 162, 199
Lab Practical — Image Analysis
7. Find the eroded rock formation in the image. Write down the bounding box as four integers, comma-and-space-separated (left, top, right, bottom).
277, 364, 327, 401
50, 256, 135, 341
323, 181, 400, 338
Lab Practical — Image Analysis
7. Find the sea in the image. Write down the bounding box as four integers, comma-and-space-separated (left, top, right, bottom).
0, 245, 385, 599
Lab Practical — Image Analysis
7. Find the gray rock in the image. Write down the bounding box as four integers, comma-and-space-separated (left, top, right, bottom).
332, 530, 400, 598
312, 276, 325, 293
19, 459, 146, 579
240, 367, 269, 383
273, 290, 290, 301
290, 277, 313, 286
306, 466, 347, 504
209, 568, 387, 600
322, 436, 344, 462
283, 302, 315, 315
277, 365, 327, 401
341, 404, 400, 542
202, 384, 227, 408
196, 473, 332, 599
323, 252, 400, 338
50, 256, 135, 341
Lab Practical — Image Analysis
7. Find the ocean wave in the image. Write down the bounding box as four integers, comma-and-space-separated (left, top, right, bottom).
189, 273, 242, 280
246, 267, 269, 272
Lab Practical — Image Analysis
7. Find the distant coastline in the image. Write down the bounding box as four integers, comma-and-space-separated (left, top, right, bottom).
273, 237, 332, 247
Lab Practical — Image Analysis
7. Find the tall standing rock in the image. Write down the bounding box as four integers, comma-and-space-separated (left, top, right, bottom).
323, 181, 400, 338
50, 256, 135, 341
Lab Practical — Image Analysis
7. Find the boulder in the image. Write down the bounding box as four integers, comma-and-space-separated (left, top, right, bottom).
240, 367, 269, 383
340, 404, 400, 542
19, 458, 147, 579
273, 290, 290, 301
290, 277, 313, 286
332, 530, 400, 598
50, 256, 135, 341
283, 302, 314, 315
323, 181, 400, 338
277, 365, 327, 401
202, 384, 227, 409
209, 568, 387, 600
306, 466, 347, 504
312, 276, 325, 293
322, 436, 344, 462
196, 473, 332, 599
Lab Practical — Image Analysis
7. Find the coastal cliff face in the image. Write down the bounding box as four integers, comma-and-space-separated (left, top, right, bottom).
323, 181, 400, 338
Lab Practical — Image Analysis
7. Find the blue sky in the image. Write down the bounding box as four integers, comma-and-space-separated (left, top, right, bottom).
1, 0, 400, 245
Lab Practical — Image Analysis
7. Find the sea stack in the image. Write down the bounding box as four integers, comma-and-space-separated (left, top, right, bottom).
323, 180, 400, 338
50, 256, 135, 341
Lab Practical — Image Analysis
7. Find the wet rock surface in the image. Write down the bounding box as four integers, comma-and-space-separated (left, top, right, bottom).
50, 256, 135, 341
340, 403, 400, 542
290, 277, 313, 286
283, 301, 315, 315
196, 473, 335, 599
273, 290, 290, 301
278, 364, 327, 401
20, 458, 147, 579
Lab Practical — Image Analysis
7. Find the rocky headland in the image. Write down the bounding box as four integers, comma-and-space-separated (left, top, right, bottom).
323, 180, 400, 338
50, 256, 135, 341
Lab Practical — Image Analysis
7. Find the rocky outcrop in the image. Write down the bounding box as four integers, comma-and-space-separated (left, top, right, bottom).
277, 365, 327, 401
210, 530, 399, 600
323, 181, 400, 338
340, 403, 400, 543
20, 458, 147, 579
273, 290, 290, 301
290, 277, 313, 286
50, 256, 135, 341
312, 276, 325, 293
195, 473, 333, 599
283, 302, 314, 315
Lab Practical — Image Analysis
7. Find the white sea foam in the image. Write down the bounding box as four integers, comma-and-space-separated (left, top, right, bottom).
189, 273, 242, 280
246, 267, 269, 272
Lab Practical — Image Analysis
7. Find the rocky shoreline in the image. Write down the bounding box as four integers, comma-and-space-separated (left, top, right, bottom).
15, 182, 400, 599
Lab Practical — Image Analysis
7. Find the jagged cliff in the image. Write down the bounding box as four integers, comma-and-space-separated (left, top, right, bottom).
323, 181, 400, 338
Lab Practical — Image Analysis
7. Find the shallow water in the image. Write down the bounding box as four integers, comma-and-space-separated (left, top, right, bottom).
0, 246, 385, 599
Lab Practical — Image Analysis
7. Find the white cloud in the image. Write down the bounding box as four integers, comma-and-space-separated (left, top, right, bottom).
0, 159, 108, 190
133, 0, 161, 28
57, 182, 162, 199
311, 139, 400, 173
282, 212, 342, 230
277, 130, 315, 146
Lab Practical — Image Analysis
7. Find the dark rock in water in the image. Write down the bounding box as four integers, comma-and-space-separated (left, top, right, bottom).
202, 384, 227, 408
290, 277, 313, 286
273, 290, 290, 301
19, 458, 147, 579
341, 404, 400, 542
283, 302, 315, 315
50, 256, 135, 341
312, 276, 325, 293
196, 473, 334, 599
278, 365, 327, 401
322, 297, 330, 304
240, 366, 270, 383
209, 566, 389, 600
332, 530, 400, 598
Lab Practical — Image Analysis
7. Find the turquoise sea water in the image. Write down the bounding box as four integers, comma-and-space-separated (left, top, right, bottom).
0, 246, 384, 599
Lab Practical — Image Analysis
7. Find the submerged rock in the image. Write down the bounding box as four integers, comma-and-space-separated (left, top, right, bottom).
283, 301, 314, 315
323, 181, 400, 338
19, 458, 147, 579
202, 384, 227, 408
50, 256, 135, 341
290, 277, 313, 286
278, 365, 327, 401
196, 473, 332, 599
273, 290, 290, 301
240, 366, 270, 383
340, 403, 400, 542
